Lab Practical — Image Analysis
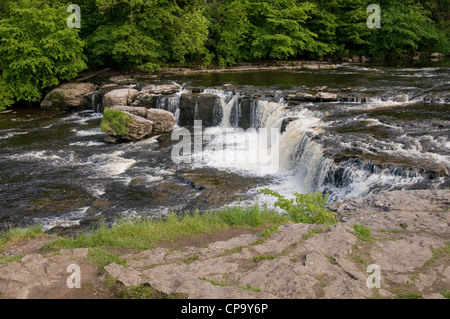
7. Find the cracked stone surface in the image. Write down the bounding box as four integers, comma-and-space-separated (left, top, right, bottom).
0, 190, 449, 299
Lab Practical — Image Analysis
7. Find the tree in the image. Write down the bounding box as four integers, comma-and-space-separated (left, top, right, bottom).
0, 2, 87, 109
366, 0, 443, 58
206, 0, 252, 66
247, 0, 325, 60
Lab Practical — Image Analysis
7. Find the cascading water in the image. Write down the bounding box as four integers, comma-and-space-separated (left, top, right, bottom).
1, 64, 448, 231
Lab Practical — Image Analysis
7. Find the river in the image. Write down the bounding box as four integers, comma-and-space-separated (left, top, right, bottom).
0, 62, 449, 232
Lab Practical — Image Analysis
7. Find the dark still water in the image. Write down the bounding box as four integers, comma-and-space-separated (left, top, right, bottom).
0, 63, 449, 232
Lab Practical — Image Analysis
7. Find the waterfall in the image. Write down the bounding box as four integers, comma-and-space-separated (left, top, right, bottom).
154, 84, 189, 125
221, 96, 239, 128
255, 100, 286, 129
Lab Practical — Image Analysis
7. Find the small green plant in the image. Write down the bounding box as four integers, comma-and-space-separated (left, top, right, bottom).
182, 254, 199, 264
352, 223, 374, 243
253, 254, 277, 262
324, 254, 338, 265
222, 245, 246, 256
302, 227, 326, 240
258, 189, 337, 225
100, 108, 132, 136
120, 284, 168, 299
86, 247, 127, 269
240, 284, 261, 292
440, 289, 450, 299
198, 277, 227, 287
0, 254, 25, 265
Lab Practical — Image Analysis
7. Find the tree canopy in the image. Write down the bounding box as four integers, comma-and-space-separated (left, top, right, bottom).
0, 0, 448, 109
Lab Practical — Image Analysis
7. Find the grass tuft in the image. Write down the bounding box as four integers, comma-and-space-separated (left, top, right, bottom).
0, 225, 44, 249
45, 205, 290, 251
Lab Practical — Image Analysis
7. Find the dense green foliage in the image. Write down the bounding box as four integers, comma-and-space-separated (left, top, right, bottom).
1, 0, 448, 109
258, 189, 337, 225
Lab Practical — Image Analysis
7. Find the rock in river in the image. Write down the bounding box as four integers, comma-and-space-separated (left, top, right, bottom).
103, 88, 139, 107
40, 82, 97, 110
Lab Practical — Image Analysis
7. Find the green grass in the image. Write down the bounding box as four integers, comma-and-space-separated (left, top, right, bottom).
302, 227, 326, 240
352, 223, 375, 243
240, 284, 261, 292
252, 254, 278, 262
198, 277, 228, 287
222, 245, 246, 256
86, 247, 127, 269
100, 108, 132, 136
0, 254, 25, 265
324, 254, 338, 265
45, 205, 290, 251
395, 291, 422, 299
0, 225, 44, 249
182, 254, 199, 264
440, 289, 450, 299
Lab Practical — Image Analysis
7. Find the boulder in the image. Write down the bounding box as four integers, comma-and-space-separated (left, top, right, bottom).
131, 92, 158, 108
103, 110, 153, 141
430, 52, 444, 59
141, 84, 180, 95
146, 109, 176, 133
103, 88, 139, 107
40, 82, 97, 110
316, 92, 339, 102
110, 105, 148, 118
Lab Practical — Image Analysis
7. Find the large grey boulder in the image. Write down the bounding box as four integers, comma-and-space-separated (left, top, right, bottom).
103, 88, 139, 107
146, 109, 176, 133
110, 105, 148, 118
103, 110, 153, 141
40, 82, 97, 110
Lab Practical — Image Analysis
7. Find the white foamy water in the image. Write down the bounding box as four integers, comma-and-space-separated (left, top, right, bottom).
69, 141, 107, 147
0, 131, 28, 140
90, 151, 137, 176
73, 128, 104, 136
8, 151, 62, 162
38, 207, 90, 231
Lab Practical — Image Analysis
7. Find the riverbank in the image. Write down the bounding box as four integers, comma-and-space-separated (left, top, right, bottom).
0, 189, 448, 299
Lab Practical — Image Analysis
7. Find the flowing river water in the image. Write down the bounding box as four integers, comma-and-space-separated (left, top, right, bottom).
0, 62, 449, 232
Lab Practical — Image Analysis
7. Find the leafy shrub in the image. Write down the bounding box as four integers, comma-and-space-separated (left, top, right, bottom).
0, 3, 87, 109
100, 108, 131, 136
258, 189, 337, 225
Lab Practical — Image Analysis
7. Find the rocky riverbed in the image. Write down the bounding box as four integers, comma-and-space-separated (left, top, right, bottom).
1, 189, 448, 299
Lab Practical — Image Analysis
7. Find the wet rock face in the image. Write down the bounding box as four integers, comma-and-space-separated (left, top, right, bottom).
146, 109, 176, 133
178, 94, 221, 127
40, 82, 97, 110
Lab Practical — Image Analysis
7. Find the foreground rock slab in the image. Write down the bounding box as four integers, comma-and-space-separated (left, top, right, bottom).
103, 189, 449, 299
0, 190, 448, 299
